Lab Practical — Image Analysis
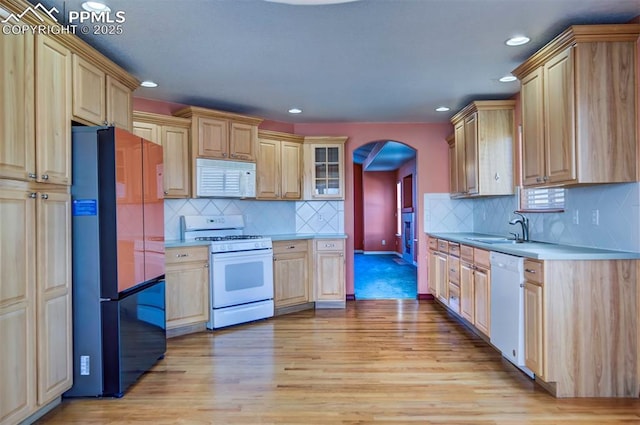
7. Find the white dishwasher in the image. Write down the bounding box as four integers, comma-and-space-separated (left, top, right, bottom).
489, 251, 534, 378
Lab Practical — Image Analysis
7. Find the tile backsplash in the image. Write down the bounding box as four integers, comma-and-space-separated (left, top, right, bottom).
164, 199, 344, 241
425, 182, 640, 252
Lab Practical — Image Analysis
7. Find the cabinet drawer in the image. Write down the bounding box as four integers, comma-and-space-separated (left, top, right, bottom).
474, 248, 490, 269
524, 259, 544, 285
460, 244, 474, 262
448, 242, 460, 257
273, 240, 308, 254
448, 255, 460, 284
437, 239, 449, 253
166, 246, 209, 265
428, 237, 438, 250
315, 239, 344, 251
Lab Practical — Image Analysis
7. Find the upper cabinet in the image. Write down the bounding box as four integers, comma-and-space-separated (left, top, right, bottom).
303, 136, 348, 200
513, 24, 640, 187
450, 100, 515, 198
71, 52, 137, 131
173, 106, 263, 162
256, 130, 304, 200
133, 111, 191, 198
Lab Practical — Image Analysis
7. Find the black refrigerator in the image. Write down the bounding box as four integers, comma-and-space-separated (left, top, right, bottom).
65, 126, 166, 397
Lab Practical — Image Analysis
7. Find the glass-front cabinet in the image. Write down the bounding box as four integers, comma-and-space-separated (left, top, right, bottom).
303, 136, 347, 200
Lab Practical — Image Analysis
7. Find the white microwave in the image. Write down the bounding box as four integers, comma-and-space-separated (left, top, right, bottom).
196, 158, 256, 198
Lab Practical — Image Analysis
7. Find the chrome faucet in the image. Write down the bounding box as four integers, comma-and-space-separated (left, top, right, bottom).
509, 212, 530, 242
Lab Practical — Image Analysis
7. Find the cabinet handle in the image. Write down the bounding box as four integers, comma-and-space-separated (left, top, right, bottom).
176, 253, 189, 258
163, 191, 169, 195
230, 154, 236, 158
204, 263, 209, 268
525, 268, 536, 274
28, 173, 37, 179
41, 193, 48, 199
543, 176, 549, 182
222, 153, 227, 158
287, 245, 295, 249
450, 268, 456, 273
29, 192, 37, 199
41, 174, 49, 180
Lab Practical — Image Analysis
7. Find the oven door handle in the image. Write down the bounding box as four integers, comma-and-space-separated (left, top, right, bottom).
210, 249, 273, 262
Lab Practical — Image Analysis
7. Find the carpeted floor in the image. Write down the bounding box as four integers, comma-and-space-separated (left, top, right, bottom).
354, 253, 417, 299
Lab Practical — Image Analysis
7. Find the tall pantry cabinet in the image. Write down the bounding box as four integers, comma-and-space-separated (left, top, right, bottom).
0, 31, 73, 424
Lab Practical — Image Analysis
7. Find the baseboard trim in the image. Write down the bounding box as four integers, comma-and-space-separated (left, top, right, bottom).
22, 396, 61, 424
346, 294, 356, 301
275, 302, 315, 316
362, 251, 400, 255
418, 293, 435, 300
167, 322, 207, 338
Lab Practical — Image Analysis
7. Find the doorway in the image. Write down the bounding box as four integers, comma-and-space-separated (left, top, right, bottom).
352, 140, 417, 300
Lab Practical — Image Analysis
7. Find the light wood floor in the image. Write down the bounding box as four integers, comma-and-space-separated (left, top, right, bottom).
39, 300, 640, 424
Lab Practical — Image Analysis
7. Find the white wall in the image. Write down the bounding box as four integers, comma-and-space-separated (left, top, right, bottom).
424, 182, 640, 252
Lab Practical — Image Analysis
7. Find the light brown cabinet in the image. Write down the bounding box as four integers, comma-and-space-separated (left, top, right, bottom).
431, 240, 448, 305
257, 131, 303, 200
71, 54, 135, 131
459, 258, 475, 323
0, 183, 72, 424
165, 246, 210, 332
303, 137, 348, 200
36, 35, 72, 186
133, 112, 191, 198
173, 106, 263, 162
446, 135, 458, 196
472, 248, 490, 337
513, 24, 640, 187
273, 240, 310, 309
447, 243, 460, 314
449, 101, 515, 198
0, 31, 35, 183
313, 239, 346, 308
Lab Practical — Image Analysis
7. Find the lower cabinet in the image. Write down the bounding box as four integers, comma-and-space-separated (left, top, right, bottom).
523, 259, 545, 378
472, 248, 491, 337
313, 239, 346, 308
273, 240, 310, 310
0, 183, 72, 425
165, 246, 210, 332
459, 260, 475, 322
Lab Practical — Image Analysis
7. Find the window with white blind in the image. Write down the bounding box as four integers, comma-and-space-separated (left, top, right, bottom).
519, 187, 565, 212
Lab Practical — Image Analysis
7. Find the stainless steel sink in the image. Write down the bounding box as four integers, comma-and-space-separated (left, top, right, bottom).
465, 237, 520, 244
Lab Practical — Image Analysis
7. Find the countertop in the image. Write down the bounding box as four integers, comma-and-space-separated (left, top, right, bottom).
165, 233, 347, 248
427, 232, 640, 260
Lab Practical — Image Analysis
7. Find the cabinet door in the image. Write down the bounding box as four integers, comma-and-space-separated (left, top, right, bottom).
524, 281, 544, 377
274, 252, 309, 307
197, 117, 228, 158
36, 191, 72, 405
280, 141, 302, 199
315, 251, 345, 301
0, 31, 35, 182
0, 188, 36, 425
521, 68, 545, 187
256, 138, 279, 199
474, 266, 490, 337
447, 139, 458, 195
544, 47, 576, 185
435, 253, 448, 304
162, 125, 190, 198
311, 144, 343, 199
454, 121, 466, 194
36, 35, 71, 186
229, 122, 256, 161
460, 261, 474, 323
72, 54, 106, 125
166, 263, 209, 328
133, 121, 160, 145
464, 113, 479, 195
106, 76, 132, 131
427, 251, 437, 295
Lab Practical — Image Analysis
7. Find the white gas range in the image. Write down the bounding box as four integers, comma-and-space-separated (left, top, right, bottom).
180, 215, 274, 329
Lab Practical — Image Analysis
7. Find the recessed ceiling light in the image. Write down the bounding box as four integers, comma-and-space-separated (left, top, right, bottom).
499, 75, 518, 83
288, 108, 303, 114
506, 35, 530, 46
435, 106, 450, 112
82, 1, 111, 12
140, 81, 158, 88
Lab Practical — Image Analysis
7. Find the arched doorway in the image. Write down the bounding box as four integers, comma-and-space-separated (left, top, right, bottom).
352, 140, 417, 299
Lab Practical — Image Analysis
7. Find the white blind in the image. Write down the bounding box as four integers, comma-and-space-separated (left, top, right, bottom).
520, 187, 565, 211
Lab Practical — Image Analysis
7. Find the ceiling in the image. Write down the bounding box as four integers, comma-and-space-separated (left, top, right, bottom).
13, 0, 640, 170
353, 141, 416, 171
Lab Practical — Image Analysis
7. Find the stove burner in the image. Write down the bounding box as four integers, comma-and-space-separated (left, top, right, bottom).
195, 235, 264, 242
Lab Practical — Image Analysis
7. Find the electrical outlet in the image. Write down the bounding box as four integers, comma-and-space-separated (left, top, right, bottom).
572, 210, 579, 224
591, 209, 599, 226
381, 239, 386, 245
